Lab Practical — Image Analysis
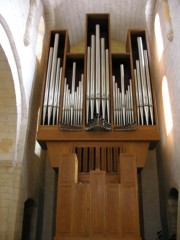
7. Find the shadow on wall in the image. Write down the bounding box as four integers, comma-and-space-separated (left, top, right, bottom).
21, 199, 36, 240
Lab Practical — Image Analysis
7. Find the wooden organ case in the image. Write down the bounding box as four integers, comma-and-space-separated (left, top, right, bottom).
37, 14, 160, 240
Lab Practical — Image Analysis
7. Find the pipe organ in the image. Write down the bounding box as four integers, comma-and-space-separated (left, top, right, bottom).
37, 14, 160, 240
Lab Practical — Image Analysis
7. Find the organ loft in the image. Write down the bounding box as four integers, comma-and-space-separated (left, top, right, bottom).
37, 14, 160, 240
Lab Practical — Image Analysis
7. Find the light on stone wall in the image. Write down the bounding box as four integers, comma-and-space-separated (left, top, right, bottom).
162, 76, 173, 135
154, 14, 164, 61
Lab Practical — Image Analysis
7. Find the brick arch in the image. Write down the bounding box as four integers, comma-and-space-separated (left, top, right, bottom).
0, 16, 27, 163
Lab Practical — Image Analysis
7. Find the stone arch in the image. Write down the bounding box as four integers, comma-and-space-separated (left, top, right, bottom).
168, 188, 178, 239
0, 15, 27, 163
0, 45, 17, 162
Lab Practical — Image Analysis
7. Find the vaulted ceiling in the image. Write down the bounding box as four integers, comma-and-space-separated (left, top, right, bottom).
43, 0, 156, 46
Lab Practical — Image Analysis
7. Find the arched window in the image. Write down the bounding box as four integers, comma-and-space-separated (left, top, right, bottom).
154, 13, 164, 61
36, 16, 45, 61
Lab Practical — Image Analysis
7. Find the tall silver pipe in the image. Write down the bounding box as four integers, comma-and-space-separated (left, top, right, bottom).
144, 50, 154, 124
48, 33, 59, 125
90, 35, 95, 120
129, 79, 134, 123
112, 76, 116, 125
74, 90, 78, 125
137, 37, 149, 125
71, 62, 76, 125
56, 67, 62, 125
134, 69, 140, 124
118, 91, 123, 125
62, 78, 67, 124
42, 47, 53, 125
67, 88, 71, 125
136, 60, 144, 125
115, 83, 119, 125
80, 74, 84, 125
95, 24, 101, 115
120, 64, 125, 126
52, 58, 61, 125
86, 47, 91, 124
101, 38, 106, 120
105, 49, 110, 123
126, 89, 129, 124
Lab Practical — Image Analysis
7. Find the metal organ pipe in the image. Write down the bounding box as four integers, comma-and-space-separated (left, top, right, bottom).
90, 35, 95, 120
133, 36, 154, 125
86, 47, 91, 124
62, 62, 84, 126
86, 24, 110, 125
101, 38, 106, 120
42, 47, 53, 125
136, 60, 144, 125
144, 50, 154, 124
112, 64, 134, 127
105, 49, 110, 124
52, 58, 61, 125
95, 25, 100, 115
42, 33, 65, 126
48, 33, 59, 125
56, 67, 62, 125
137, 37, 149, 125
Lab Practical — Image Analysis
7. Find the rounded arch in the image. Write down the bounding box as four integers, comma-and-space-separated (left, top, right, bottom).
21, 198, 36, 240
0, 45, 17, 161
0, 15, 27, 163
168, 188, 178, 239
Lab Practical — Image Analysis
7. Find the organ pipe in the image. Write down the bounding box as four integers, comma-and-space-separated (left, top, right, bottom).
112, 64, 134, 127
133, 37, 154, 125
90, 35, 95, 120
95, 25, 101, 115
144, 50, 154, 124
42, 31, 154, 129
42, 47, 53, 125
86, 47, 91, 124
48, 33, 59, 125
86, 24, 110, 127
62, 63, 84, 126
137, 37, 149, 125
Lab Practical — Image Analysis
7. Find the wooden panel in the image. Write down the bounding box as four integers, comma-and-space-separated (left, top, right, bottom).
59, 154, 78, 183
120, 154, 136, 183
72, 184, 90, 235
122, 184, 140, 237
125, 142, 149, 168
57, 185, 74, 233
91, 171, 106, 236
37, 126, 160, 151
107, 184, 122, 237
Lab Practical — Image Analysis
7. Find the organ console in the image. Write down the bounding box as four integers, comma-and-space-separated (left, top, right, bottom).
37, 13, 160, 240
